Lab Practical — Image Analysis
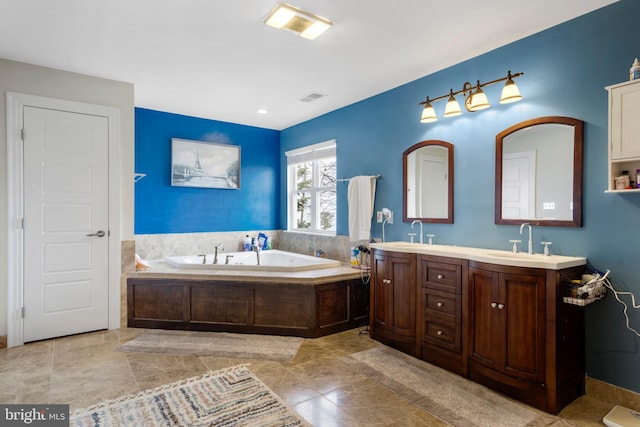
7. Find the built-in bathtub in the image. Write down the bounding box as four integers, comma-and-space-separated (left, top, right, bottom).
164, 249, 341, 272
128, 250, 368, 338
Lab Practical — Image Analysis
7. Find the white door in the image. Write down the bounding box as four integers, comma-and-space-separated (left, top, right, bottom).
22, 106, 110, 342
502, 151, 536, 219
419, 156, 448, 218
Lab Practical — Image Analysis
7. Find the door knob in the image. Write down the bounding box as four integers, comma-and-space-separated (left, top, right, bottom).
491, 302, 497, 308
86, 230, 106, 237
497, 303, 505, 310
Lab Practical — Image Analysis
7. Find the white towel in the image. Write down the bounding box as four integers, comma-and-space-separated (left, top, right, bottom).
348, 175, 377, 242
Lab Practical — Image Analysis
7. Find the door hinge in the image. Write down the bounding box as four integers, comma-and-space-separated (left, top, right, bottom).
21, 307, 25, 318
20, 218, 25, 229
20, 128, 24, 140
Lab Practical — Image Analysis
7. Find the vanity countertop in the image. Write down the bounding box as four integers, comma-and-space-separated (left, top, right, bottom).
370, 242, 586, 270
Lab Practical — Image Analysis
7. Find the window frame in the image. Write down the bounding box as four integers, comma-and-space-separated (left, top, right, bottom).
285, 140, 337, 235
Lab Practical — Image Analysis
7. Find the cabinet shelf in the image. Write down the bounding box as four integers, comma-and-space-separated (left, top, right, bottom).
605, 188, 640, 194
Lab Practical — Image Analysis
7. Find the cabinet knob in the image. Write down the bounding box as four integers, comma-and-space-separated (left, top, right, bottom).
498, 303, 505, 310
491, 302, 497, 308
383, 279, 392, 284
437, 330, 444, 336
436, 302, 444, 308
437, 274, 445, 280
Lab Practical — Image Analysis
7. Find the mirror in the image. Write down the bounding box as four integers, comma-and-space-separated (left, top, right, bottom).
495, 116, 583, 227
403, 140, 454, 223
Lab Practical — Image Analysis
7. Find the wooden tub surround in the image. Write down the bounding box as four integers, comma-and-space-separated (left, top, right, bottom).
127, 261, 369, 338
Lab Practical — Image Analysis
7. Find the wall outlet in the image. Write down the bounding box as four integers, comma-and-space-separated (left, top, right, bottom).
543, 202, 556, 210
386, 210, 393, 224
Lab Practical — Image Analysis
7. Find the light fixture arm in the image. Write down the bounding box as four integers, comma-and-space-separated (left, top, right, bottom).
419, 70, 524, 106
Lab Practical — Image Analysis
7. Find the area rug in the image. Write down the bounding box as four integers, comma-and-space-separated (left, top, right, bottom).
341, 347, 573, 427
117, 330, 303, 362
70, 365, 309, 427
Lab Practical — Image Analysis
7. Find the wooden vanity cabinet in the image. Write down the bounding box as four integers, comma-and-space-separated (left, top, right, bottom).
468, 261, 585, 414
370, 249, 418, 356
418, 254, 468, 375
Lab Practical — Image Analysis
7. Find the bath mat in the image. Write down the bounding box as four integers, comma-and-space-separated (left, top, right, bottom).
117, 330, 303, 362
341, 346, 574, 427
70, 365, 309, 426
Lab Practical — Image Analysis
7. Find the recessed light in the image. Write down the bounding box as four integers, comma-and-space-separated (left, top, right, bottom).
257, 108, 269, 114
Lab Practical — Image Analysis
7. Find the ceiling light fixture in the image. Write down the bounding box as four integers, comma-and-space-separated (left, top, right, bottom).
263, 2, 333, 40
257, 108, 269, 114
419, 70, 524, 123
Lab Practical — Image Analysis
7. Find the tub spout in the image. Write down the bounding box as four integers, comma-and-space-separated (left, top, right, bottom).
225, 254, 234, 264
213, 243, 224, 264
252, 245, 261, 265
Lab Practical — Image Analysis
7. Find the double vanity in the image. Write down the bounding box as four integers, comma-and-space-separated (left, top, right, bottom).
369, 242, 587, 414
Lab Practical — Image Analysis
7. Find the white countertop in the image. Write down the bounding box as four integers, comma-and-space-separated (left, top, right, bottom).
370, 242, 586, 270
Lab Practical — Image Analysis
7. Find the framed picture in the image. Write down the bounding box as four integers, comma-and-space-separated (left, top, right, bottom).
171, 138, 240, 189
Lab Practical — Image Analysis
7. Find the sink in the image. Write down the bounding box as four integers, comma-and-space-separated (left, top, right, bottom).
485, 252, 546, 260
370, 242, 586, 270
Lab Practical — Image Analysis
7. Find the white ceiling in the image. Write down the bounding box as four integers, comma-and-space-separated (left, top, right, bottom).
0, 0, 618, 130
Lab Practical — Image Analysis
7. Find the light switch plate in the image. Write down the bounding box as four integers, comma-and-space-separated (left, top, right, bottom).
376, 211, 383, 223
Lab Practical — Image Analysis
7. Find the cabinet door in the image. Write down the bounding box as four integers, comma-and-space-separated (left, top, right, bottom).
503, 271, 546, 383
469, 267, 503, 370
610, 81, 640, 160
387, 254, 417, 338
470, 266, 546, 383
372, 251, 388, 329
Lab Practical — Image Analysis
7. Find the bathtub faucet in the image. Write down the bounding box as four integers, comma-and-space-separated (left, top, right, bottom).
225, 254, 234, 265
252, 245, 261, 265
213, 243, 224, 264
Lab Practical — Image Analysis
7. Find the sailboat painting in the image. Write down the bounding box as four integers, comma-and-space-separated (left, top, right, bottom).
171, 138, 240, 189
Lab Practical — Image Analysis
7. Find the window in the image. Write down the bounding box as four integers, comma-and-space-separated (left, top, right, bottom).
285, 140, 336, 234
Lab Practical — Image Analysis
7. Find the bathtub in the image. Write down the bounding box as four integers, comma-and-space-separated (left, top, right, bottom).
164, 249, 342, 272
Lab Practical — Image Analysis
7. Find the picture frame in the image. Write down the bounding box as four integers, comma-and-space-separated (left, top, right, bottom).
171, 138, 240, 189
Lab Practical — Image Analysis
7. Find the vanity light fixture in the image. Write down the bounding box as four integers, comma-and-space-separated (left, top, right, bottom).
263, 2, 333, 40
419, 70, 524, 123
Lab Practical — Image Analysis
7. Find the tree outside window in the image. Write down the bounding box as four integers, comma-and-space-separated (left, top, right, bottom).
286, 141, 336, 234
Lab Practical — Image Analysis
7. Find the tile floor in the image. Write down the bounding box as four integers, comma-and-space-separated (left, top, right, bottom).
0, 327, 616, 426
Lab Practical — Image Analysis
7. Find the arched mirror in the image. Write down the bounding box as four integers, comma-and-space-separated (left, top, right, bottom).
403, 140, 454, 223
495, 116, 583, 227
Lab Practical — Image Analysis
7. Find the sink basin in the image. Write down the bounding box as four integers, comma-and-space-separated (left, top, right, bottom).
485, 252, 545, 260
370, 242, 586, 270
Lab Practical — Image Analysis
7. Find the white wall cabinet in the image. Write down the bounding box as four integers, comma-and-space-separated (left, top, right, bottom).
606, 79, 640, 192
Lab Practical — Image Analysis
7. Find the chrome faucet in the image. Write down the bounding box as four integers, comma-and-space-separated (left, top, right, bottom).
519, 223, 533, 254
213, 243, 224, 264
411, 220, 423, 244
252, 245, 261, 265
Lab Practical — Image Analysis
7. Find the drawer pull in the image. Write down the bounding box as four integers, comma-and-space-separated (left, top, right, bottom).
491, 302, 497, 308
498, 303, 505, 310
383, 279, 392, 284
436, 302, 444, 308
437, 274, 445, 280
437, 330, 444, 336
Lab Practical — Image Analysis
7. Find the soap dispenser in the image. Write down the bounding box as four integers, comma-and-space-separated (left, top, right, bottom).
630, 58, 640, 80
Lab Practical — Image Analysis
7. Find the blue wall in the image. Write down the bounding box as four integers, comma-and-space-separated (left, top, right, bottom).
135, 108, 280, 234
280, 0, 640, 392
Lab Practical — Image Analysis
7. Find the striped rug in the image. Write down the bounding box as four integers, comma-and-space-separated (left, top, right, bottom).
70, 365, 308, 427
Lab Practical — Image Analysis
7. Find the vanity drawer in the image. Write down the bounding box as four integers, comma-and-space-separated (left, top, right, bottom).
423, 319, 460, 352
423, 289, 458, 318
421, 261, 461, 293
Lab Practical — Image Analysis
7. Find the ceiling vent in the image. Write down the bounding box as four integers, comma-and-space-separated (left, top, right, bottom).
298, 92, 326, 103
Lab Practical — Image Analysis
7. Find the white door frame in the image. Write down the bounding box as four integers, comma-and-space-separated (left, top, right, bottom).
6, 92, 121, 347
